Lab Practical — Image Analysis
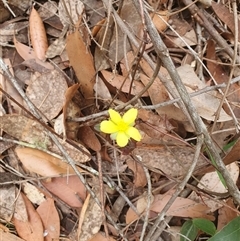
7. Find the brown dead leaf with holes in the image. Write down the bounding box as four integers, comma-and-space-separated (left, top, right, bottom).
29, 7, 48, 60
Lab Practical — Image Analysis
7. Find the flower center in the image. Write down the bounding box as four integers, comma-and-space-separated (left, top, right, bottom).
117, 121, 129, 131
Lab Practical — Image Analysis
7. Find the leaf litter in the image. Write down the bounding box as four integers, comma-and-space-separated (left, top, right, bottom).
0, 1, 240, 241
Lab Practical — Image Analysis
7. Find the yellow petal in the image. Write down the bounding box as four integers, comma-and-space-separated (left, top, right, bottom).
100, 120, 119, 134
122, 108, 138, 125
126, 126, 141, 141
109, 109, 122, 125
116, 132, 129, 147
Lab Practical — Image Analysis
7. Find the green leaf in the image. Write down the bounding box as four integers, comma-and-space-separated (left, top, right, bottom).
208, 216, 240, 241
223, 139, 237, 152
192, 218, 216, 236
180, 220, 199, 241
205, 148, 227, 188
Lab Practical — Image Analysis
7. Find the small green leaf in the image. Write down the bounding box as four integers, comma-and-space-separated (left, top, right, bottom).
208, 216, 240, 241
180, 220, 199, 241
192, 218, 216, 236
223, 139, 237, 152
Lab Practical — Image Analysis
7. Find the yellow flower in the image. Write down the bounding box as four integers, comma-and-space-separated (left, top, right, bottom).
100, 108, 142, 147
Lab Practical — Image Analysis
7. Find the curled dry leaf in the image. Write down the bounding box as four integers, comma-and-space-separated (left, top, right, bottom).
29, 7, 48, 60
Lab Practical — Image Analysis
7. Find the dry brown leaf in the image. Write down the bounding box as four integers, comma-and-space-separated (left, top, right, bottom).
163, 15, 197, 48
137, 109, 175, 142
22, 182, 45, 205
29, 7, 48, 60
63, 83, 80, 139
0, 229, 25, 241
0, 58, 23, 114
45, 37, 66, 59
206, 40, 240, 118
66, 25, 95, 101
150, 193, 213, 220
152, 10, 169, 33
101, 70, 148, 96
38, 1, 58, 20
77, 189, 102, 241
58, 0, 84, 27
133, 145, 208, 177
36, 198, 60, 241
93, 75, 112, 100
14, 36, 53, 71
125, 194, 154, 224
15, 147, 82, 176
13, 193, 44, 241
189, 162, 239, 212
0, 185, 17, 221
139, 60, 189, 127
170, 65, 232, 122
217, 199, 238, 230
126, 158, 147, 188
212, 2, 240, 42
26, 69, 68, 121
42, 175, 86, 208
0, 114, 90, 163
78, 126, 101, 151
94, 0, 142, 71
89, 232, 117, 241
